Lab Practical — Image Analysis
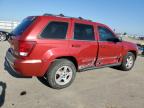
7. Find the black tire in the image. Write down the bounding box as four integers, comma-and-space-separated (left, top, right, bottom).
46, 59, 76, 89
142, 51, 144, 55
119, 52, 135, 71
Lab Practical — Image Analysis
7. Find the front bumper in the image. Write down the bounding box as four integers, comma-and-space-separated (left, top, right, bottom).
5, 49, 45, 77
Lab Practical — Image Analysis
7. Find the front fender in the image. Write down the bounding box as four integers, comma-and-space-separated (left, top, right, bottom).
122, 41, 138, 57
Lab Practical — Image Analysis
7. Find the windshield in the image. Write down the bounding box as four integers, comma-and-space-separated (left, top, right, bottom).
11, 16, 37, 36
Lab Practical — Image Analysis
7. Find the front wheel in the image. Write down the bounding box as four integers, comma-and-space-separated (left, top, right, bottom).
119, 52, 135, 71
46, 59, 76, 89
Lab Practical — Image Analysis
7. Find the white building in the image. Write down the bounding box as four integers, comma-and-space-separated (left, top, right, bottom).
0, 20, 19, 30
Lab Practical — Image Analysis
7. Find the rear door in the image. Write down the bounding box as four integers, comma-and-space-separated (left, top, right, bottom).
70, 20, 98, 69
96, 26, 123, 66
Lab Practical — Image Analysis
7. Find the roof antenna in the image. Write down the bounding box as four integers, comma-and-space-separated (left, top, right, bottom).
59, 14, 64, 17
78, 17, 83, 20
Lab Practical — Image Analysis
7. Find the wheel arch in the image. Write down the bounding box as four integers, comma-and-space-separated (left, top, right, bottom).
55, 56, 78, 71
128, 50, 137, 60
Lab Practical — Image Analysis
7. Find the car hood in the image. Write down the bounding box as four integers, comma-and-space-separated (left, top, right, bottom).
122, 40, 138, 52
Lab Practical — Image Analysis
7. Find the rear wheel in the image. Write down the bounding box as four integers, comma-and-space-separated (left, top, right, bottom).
119, 52, 135, 71
45, 59, 76, 89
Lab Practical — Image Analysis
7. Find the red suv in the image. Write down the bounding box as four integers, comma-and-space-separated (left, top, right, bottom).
5, 14, 138, 89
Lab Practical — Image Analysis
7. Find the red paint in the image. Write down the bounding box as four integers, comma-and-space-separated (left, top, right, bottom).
6, 15, 138, 77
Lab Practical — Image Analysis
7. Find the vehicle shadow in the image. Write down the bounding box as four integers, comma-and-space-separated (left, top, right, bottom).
37, 77, 51, 88
110, 66, 123, 71
0, 81, 6, 107
4, 60, 32, 78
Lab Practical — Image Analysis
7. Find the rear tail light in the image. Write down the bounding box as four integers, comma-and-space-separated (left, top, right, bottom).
17, 41, 36, 57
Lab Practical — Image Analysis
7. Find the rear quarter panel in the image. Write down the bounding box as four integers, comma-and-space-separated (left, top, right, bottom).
28, 39, 71, 76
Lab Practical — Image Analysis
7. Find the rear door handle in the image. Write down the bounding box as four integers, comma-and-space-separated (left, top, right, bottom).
72, 44, 81, 48
101, 45, 106, 48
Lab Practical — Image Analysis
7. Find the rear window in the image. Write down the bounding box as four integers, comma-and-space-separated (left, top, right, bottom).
11, 16, 36, 36
41, 21, 68, 39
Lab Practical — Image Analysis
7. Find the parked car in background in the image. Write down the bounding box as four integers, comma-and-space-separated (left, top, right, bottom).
0, 30, 9, 41
141, 43, 144, 55
137, 43, 144, 55
139, 37, 144, 40
4, 14, 138, 89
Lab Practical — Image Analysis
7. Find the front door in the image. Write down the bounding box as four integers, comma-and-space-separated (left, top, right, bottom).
96, 26, 123, 66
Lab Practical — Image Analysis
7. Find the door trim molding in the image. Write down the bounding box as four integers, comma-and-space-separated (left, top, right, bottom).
79, 63, 121, 72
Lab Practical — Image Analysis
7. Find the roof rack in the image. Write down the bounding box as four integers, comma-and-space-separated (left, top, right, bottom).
43, 13, 92, 22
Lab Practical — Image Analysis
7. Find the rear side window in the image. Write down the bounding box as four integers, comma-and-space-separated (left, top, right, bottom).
11, 16, 36, 36
41, 21, 68, 39
74, 23, 95, 41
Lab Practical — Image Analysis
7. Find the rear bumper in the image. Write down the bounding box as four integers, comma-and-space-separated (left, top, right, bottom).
5, 49, 47, 77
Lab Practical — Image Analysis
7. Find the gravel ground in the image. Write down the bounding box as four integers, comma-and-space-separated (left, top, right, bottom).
0, 41, 144, 108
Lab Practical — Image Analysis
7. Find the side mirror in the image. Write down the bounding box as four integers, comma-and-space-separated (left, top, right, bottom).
107, 37, 121, 43
0, 31, 11, 41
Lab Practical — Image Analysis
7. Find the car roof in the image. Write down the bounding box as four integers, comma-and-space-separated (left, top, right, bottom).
37, 13, 107, 26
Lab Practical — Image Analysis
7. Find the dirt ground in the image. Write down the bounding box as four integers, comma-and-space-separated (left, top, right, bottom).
123, 37, 144, 44
0, 41, 144, 108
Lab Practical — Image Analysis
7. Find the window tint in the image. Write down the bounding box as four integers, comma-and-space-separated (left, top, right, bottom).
98, 26, 116, 41
74, 23, 95, 41
11, 17, 36, 36
41, 21, 68, 39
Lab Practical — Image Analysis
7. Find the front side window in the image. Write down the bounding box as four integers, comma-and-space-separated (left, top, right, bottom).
74, 23, 95, 41
98, 26, 116, 41
41, 21, 68, 39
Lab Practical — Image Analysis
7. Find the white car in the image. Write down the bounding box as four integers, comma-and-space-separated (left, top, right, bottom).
0, 30, 9, 41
